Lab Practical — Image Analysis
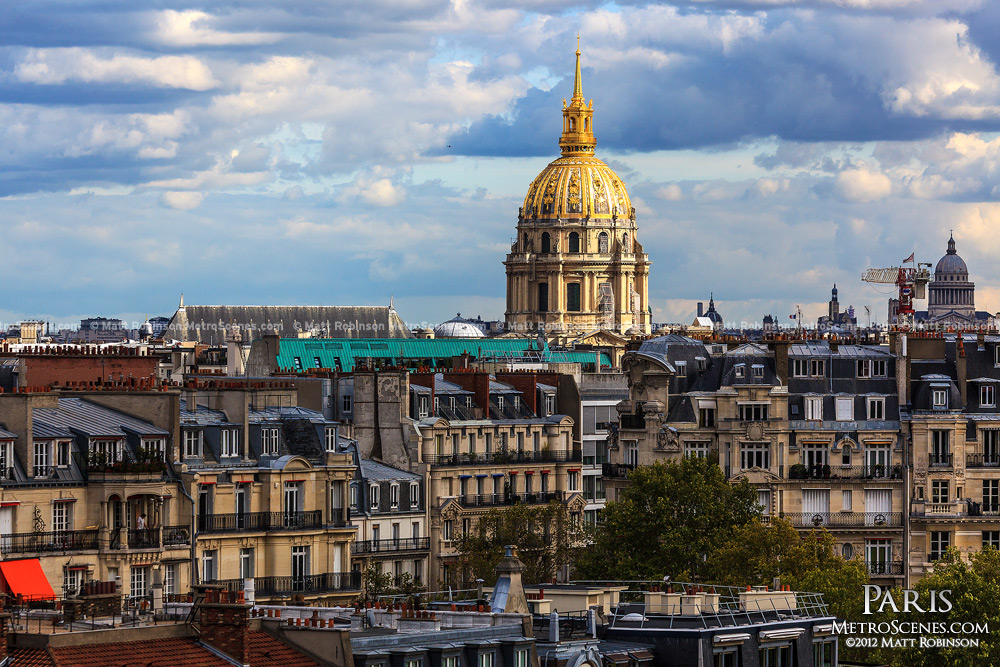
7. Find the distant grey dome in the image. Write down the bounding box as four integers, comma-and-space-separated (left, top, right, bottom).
434, 315, 485, 339
935, 235, 968, 277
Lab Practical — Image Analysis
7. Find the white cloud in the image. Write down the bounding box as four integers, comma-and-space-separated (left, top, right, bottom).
835, 167, 893, 202
151, 10, 282, 47
160, 191, 204, 210
14, 48, 218, 91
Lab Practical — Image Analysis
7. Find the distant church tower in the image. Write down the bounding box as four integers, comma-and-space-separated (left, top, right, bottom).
927, 233, 976, 321
504, 42, 651, 336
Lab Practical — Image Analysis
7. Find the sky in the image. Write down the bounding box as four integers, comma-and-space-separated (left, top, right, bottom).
3, 0, 1000, 331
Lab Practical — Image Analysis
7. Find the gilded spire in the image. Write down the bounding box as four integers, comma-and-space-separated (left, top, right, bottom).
559, 38, 596, 157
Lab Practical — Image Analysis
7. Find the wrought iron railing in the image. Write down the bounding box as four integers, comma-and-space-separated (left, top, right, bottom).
351, 537, 430, 554
866, 561, 904, 576
602, 463, 636, 479
127, 528, 159, 549
1, 529, 99, 555
163, 525, 192, 546
783, 512, 902, 528
787, 464, 903, 480
967, 454, 1000, 468
929, 453, 953, 467
197, 510, 322, 534
214, 572, 362, 596
425, 450, 577, 466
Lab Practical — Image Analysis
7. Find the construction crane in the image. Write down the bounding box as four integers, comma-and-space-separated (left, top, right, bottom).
861, 260, 932, 328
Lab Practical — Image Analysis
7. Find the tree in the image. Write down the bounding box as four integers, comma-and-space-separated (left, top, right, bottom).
707, 517, 868, 622
454, 501, 575, 586
574, 457, 760, 581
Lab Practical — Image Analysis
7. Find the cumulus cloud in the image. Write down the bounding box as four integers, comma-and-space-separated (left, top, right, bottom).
14, 48, 219, 91
151, 10, 283, 47
160, 191, 204, 210
835, 167, 893, 202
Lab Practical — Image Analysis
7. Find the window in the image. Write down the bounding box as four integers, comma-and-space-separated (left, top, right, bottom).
541, 232, 551, 253
801, 443, 828, 469
183, 430, 203, 458
857, 359, 888, 378
752, 364, 764, 378
342, 393, 352, 414
202, 550, 217, 582
33, 442, 50, 477
985, 430, 1000, 465
56, 441, 71, 467
814, 639, 836, 667
794, 358, 826, 377
930, 531, 950, 561
983, 385, 996, 408
757, 489, 771, 515
478, 653, 495, 667
741, 442, 770, 470
734, 364, 745, 378
684, 441, 709, 459
985, 480, 999, 513
598, 232, 609, 253
293, 357, 302, 370
409, 483, 420, 508
221, 429, 240, 457
932, 479, 950, 504
443, 519, 453, 542
713, 648, 738, 667
544, 394, 555, 416
699, 407, 716, 427
624, 440, 639, 467
418, 396, 430, 419
867, 397, 885, 420
984, 531, 1000, 549
516, 650, 530, 667
325, 427, 337, 453
932, 388, 948, 409
369, 484, 380, 511
842, 489, 853, 512
261, 428, 280, 456
568, 471, 579, 490
462, 518, 471, 536
0, 440, 10, 477
164, 563, 178, 595
759, 645, 793, 667
240, 547, 255, 579
538, 283, 549, 312
406, 659, 422, 667
931, 430, 950, 466
444, 657, 459, 667
804, 397, 823, 420
567, 283, 581, 312
291, 546, 310, 589
52, 502, 72, 532
810, 359, 825, 377
737, 403, 769, 421
350, 483, 359, 509
130, 566, 149, 598
835, 396, 854, 421
568, 232, 580, 253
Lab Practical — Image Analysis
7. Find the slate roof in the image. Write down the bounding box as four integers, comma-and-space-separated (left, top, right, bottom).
166, 305, 413, 343
360, 458, 421, 482
34, 398, 167, 438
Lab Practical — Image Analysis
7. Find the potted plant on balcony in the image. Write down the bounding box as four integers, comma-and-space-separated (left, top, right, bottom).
789, 464, 807, 479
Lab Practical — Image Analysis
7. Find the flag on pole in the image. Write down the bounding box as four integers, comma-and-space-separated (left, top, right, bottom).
789, 314, 796, 319
903, 252, 914, 263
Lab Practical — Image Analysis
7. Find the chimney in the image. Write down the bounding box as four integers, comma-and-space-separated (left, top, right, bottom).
773, 340, 790, 385
957, 336, 967, 406
697, 302, 704, 318
0, 609, 9, 662
489, 545, 529, 615
199, 591, 251, 665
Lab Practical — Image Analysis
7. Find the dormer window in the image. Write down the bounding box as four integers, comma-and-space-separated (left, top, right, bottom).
734, 364, 745, 378
933, 389, 948, 409
752, 364, 764, 378
497, 396, 505, 411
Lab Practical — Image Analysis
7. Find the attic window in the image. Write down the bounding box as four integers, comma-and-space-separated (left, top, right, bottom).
696, 357, 707, 371
932, 388, 948, 409
293, 357, 303, 370
734, 364, 745, 378
314, 357, 322, 368
752, 364, 764, 378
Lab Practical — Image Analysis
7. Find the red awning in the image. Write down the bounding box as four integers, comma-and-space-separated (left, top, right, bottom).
0, 559, 56, 600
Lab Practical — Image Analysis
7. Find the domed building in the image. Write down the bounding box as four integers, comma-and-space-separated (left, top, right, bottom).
927, 233, 976, 323
504, 45, 651, 337
433, 314, 486, 339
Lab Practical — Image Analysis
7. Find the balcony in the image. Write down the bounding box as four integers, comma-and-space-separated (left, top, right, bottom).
787, 464, 903, 481
215, 572, 362, 596
966, 454, 1000, 469
867, 561, 904, 577
602, 463, 636, 479
784, 512, 902, 528
425, 449, 577, 466
1, 529, 99, 555
351, 537, 430, 555
619, 415, 645, 430
162, 525, 192, 547
127, 528, 159, 549
197, 510, 323, 534
929, 453, 953, 468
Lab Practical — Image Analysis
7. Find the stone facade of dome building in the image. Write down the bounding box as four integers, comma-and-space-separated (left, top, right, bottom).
504, 46, 651, 337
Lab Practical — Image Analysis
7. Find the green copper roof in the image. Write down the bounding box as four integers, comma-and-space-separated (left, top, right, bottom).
275, 338, 610, 372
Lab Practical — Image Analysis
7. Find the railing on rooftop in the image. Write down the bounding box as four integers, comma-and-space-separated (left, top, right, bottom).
197, 510, 323, 534
1, 529, 99, 555
425, 449, 577, 466
351, 537, 430, 555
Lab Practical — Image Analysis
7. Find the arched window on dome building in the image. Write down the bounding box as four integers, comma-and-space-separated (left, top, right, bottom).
541, 232, 551, 254
567, 283, 582, 312
569, 232, 580, 253
598, 232, 609, 253
523, 233, 528, 251
538, 283, 549, 312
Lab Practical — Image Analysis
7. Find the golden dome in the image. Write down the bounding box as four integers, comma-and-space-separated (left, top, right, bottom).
522, 156, 633, 220
520, 41, 633, 221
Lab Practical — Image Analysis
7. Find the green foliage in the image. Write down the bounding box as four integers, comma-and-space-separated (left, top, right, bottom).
574, 457, 760, 581
361, 564, 395, 602
863, 548, 1000, 666
453, 501, 574, 586
87, 447, 166, 473
707, 518, 868, 621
